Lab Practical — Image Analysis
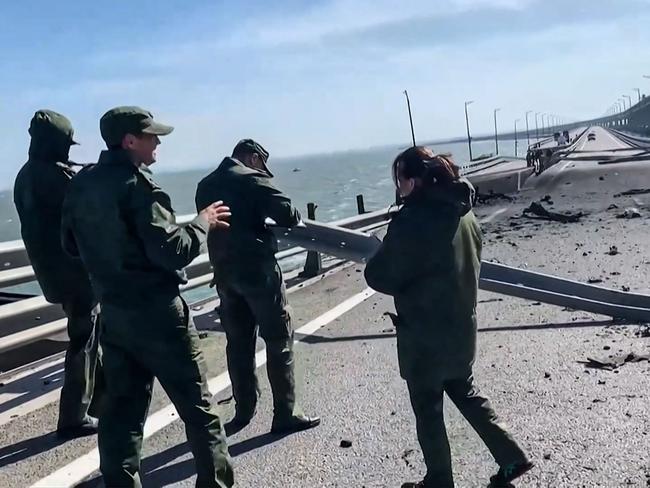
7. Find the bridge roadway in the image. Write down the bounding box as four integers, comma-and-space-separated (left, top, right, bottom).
1, 127, 649, 487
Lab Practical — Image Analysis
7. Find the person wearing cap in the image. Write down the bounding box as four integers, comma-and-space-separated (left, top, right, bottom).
14, 109, 102, 439
195, 139, 320, 435
61, 106, 234, 487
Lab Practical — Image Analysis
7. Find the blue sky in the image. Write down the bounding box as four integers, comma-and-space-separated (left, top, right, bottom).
2, 0, 650, 183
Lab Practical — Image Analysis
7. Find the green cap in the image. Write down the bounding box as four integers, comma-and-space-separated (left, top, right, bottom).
29, 109, 78, 145
232, 139, 272, 176
232, 139, 269, 162
100, 106, 174, 147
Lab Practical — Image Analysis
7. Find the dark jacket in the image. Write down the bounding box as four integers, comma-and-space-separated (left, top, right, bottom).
364, 179, 482, 384
195, 157, 301, 284
13, 123, 92, 305
61, 149, 209, 308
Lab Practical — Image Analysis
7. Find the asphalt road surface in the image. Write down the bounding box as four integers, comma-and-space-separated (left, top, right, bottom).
1, 127, 649, 487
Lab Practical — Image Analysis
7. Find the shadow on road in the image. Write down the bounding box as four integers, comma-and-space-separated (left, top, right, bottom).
0, 431, 66, 469
75, 431, 292, 487
300, 319, 621, 344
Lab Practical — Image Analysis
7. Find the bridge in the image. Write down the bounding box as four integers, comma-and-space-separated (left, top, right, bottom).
0, 125, 649, 487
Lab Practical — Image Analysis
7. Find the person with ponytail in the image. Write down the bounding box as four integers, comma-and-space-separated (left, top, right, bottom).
365, 146, 532, 488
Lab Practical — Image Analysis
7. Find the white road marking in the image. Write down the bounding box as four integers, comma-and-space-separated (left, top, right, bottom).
603, 129, 629, 150
0, 262, 358, 426
31, 288, 377, 488
480, 208, 507, 224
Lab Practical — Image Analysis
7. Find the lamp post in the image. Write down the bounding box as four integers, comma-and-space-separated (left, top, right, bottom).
634, 88, 641, 103
514, 118, 520, 157
464, 100, 474, 162
525, 110, 532, 146
493, 108, 500, 155
534, 112, 540, 141
623, 94, 632, 109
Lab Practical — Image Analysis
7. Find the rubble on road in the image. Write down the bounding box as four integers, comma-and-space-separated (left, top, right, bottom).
523, 202, 583, 223
616, 207, 641, 219
579, 352, 650, 371
613, 188, 650, 198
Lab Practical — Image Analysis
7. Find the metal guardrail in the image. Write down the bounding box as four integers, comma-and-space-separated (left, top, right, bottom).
0, 208, 394, 354
273, 217, 650, 323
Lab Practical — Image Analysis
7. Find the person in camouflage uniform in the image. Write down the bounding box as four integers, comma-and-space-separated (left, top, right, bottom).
14, 109, 101, 438
364, 147, 532, 488
61, 106, 234, 488
195, 139, 320, 435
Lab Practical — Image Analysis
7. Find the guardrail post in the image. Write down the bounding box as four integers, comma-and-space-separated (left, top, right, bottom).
300, 202, 322, 277
356, 194, 366, 214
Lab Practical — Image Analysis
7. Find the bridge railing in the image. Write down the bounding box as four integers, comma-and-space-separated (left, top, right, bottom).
0, 202, 395, 355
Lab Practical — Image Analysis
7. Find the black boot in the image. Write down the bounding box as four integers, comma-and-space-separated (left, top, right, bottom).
270, 414, 321, 434
489, 461, 534, 487
56, 415, 98, 439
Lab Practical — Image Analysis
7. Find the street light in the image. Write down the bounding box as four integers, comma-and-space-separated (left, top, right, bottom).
619, 98, 627, 111
634, 88, 641, 103
464, 101, 474, 162
493, 108, 500, 155
525, 110, 532, 146
514, 118, 521, 157
541, 113, 547, 137
534, 112, 540, 141
623, 94, 632, 109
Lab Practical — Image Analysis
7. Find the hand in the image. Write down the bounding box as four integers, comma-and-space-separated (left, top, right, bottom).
200, 201, 231, 229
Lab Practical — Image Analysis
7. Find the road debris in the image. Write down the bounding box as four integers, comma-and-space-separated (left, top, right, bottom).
541, 195, 553, 204
579, 352, 650, 371
607, 204, 619, 210
523, 202, 583, 223
476, 191, 515, 204
401, 448, 415, 467
616, 207, 641, 219
613, 188, 650, 197
339, 439, 353, 448
635, 325, 650, 338
217, 395, 234, 405
607, 246, 619, 256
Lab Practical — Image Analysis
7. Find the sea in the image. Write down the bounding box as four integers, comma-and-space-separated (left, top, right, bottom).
0, 138, 504, 300
0, 139, 504, 241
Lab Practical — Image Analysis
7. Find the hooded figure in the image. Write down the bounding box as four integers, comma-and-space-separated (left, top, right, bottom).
364, 147, 532, 488
13, 109, 101, 438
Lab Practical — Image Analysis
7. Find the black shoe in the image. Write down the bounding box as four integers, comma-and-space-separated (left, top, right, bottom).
401, 482, 426, 488
270, 414, 321, 434
224, 413, 254, 436
56, 416, 98, 439
489, 461, 534, 487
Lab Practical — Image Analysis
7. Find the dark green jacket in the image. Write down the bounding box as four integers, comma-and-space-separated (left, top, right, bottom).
13, 131, 92, 305
195, 157, 301, 284
62, 149, 209, 308
364, 179, 482, 384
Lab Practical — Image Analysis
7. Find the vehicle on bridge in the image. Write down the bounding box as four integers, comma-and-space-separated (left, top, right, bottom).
587, 132, 596, 141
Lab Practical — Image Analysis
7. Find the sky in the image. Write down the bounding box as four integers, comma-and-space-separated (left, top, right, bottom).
1, 0, 650, 184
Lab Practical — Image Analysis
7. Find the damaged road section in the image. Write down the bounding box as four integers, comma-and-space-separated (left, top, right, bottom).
579, 352, 650, 371
523, 201, 583, 223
